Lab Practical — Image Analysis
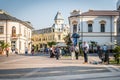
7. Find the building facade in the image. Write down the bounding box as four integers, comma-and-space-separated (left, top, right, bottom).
32, 12, 69, 48
117, 0, 120, 45
69, 10, 119, 48
0, 10, 33, 54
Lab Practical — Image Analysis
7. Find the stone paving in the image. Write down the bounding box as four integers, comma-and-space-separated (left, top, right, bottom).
0, 53, 120, 80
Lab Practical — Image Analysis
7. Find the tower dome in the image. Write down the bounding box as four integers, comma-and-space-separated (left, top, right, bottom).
54, 11, 64, 20
54, 11, 64, 25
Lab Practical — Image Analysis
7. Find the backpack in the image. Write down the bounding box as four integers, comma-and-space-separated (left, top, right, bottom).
70, 46, 74, 52
75, 46, 79, 52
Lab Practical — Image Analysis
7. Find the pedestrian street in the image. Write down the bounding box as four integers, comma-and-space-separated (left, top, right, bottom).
0, 53, 120, 80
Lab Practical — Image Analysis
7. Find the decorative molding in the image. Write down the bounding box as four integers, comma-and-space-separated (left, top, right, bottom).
87, 20, 93, 24
99, 20, 106, 24
72, 21, 78, 25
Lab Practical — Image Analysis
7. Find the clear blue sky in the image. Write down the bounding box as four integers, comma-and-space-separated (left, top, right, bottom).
0, 0, 118, 29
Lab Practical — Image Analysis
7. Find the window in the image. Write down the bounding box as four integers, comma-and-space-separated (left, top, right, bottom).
0, 26, 4, 34
20, 41, 21, 50
119, 26, 120, 33
53, 29, 54, 32
24, 29, 26, 37
12, 26, 16, 37
101, 24, 105, 32
58, 35, 61, 40
73, 24, 77, 33
28, 31, 30, 38
88, 24, 92, 32
64, 29, 66, 32
39, 38, 41, 41
59, 28, 60, 32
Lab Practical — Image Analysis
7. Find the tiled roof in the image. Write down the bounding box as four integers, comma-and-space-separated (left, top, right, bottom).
70, 10, 119, 17
0, 10, 33, 29
81, 10, 119, 16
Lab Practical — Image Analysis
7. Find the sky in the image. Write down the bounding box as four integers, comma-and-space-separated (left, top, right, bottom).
0, 0, 118, 30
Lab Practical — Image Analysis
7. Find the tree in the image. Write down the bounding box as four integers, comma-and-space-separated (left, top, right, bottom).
113, 45, 120, 64
63, 33, 72, 45
47, 41, 56, 47
0, 41, 10, 54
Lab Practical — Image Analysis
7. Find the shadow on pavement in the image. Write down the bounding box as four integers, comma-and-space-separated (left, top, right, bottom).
0, 66, 110, 79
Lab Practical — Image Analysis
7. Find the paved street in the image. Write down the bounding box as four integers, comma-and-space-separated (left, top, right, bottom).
0, 53, 120, 80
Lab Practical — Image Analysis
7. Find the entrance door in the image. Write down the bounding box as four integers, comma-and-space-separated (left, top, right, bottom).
11, 41, 16, 51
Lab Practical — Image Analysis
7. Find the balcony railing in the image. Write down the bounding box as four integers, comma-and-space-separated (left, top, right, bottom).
11, 34, 22, 40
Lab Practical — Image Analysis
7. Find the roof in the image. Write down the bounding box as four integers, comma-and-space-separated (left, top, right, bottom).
70, 10, 119, 17
33, 27, 52, 34
81, 10, 119, 16
0, 9, 34, 29
54, 11, 64, 20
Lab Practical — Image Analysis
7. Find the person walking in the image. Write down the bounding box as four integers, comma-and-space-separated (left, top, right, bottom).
70, 44, 75, 60
25, 47, 28, 54
31, 47, 34, 55
55, 47, 60, 60
74, 45, 79, 60
6, 47, 9, 57
97, 45, 102, 59
82, 41, 89, 64
102, 44, 108, 64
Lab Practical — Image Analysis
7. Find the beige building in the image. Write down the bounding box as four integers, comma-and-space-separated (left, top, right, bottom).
32, 12, 69, 48
0, 10, 33, 54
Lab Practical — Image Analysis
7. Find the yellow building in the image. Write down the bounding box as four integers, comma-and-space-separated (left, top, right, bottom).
32, 12, 69, 49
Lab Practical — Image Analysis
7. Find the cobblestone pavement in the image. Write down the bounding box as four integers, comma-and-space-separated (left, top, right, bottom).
0, 53, 120, 80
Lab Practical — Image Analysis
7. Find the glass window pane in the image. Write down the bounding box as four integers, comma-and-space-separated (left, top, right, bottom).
88, 24, 92, 32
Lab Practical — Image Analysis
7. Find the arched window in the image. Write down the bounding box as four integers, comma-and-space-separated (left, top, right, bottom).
73, 24, 77, 33
12, 26, 16, 37
100, 24, 105, 32
87, 20, 93, 32
58, 35, 61, 40
88, 24, 93, 32
99, 20, 106, 32
72, 21, 78, 33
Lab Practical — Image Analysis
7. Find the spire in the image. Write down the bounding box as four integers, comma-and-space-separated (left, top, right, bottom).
54, 11, 64, 20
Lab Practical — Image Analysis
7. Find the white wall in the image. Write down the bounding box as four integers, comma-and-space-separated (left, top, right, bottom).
0, 21, 32, 54
69, 15, 118, 48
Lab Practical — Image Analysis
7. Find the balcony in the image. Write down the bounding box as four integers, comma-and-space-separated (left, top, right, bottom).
11, 34, 22, 40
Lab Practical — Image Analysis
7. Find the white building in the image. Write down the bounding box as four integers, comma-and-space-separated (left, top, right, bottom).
0, 10, 33, 54
69, 10, 119, 47
117, 0, 120, 45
